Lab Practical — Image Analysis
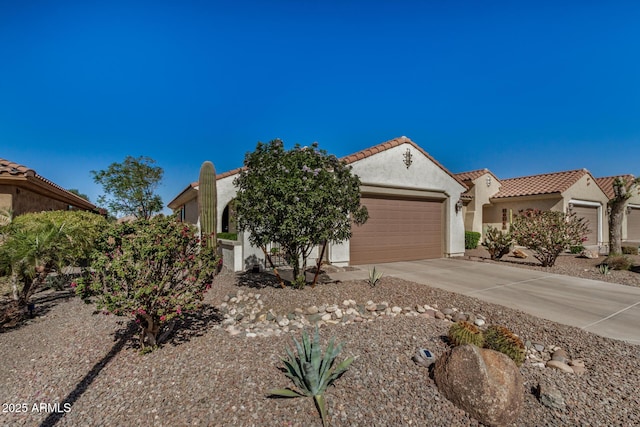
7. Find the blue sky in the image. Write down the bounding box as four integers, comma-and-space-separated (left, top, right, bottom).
2, 1, 639, 214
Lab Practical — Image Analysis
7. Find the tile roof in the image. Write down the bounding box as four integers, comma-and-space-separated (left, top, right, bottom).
0, 158, 37, 177
595, 175, 636, 199
454, 168, 501, 184
342, 136, 467, 188
0, 157, 96, 209
492, 169, 592, 199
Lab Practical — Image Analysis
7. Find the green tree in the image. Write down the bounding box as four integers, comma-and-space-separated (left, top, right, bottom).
91, 156, 164, 219
608, 176, 640, 255
76, 215, 218, 351
510, 209, 589, 267
234, 140, 368, 287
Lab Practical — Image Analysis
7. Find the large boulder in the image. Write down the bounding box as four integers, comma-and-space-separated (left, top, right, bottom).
433, 345, 524, 426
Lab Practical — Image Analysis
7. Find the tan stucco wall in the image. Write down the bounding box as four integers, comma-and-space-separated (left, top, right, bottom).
464, 173, 501, 237
562, 174, 608, 207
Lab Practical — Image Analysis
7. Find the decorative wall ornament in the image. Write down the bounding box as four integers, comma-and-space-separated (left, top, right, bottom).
403, 148, 413, 169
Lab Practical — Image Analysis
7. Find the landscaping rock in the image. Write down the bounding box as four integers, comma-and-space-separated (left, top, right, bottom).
546, 360, 574, 373
537, 381, 566, 410
434, 345, 523, 426
513, 249, 528, 259
581, 249, 599, 259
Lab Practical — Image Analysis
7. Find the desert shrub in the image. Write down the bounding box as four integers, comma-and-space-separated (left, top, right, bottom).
448, 321, 485, 347
0, 210, 108, 309
76, 214, 218, 351
465, 231, 481, 249
622, 246, 639, 255
570, 245, 585, 254
601, 254, 632, 271
510, 210, 589, 267
484, 325, 526, 366
481, 226, 513, 260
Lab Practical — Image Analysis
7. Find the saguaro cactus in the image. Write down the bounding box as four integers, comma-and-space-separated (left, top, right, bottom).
198, 161, 217, 250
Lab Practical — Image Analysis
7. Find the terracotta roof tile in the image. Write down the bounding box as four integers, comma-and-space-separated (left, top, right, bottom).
0, 159, 34, 176
216, 167, 244, 180
595, 175, 636, 199
454, 168, 501, 184
492, 169, 590, 199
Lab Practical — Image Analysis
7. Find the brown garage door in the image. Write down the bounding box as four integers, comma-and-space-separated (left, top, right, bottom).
350, 196, 443, 265
572, 206, 598, 244
628, 208, 640, 241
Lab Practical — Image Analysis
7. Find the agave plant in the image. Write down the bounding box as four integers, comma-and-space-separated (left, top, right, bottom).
368, 266, 383, 287
269, 327, 355, 426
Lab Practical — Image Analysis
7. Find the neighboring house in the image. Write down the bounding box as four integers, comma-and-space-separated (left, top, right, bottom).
0, 157, 96, 216
168, 136, 468, 271
456, 168, 609, 250
595, 175, 640, 243
454, 169, 502, 237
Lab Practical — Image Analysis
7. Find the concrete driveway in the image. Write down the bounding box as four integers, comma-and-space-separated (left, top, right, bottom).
329, 258, 640, 345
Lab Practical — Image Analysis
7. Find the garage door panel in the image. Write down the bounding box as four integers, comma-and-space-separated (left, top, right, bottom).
572, 206, 598, 244
350, 197, 443, 264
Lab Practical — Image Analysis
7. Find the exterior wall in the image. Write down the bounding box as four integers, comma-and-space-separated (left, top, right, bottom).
464, 173, 501, 238
483, 197, 562, 231
0, 186, 12, 211
216, 175, 238, 234
183, 197, 199, 224
348, 143, 467, 257
9, 186, 69, 215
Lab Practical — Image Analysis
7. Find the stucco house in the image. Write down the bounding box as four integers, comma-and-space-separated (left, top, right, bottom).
0, 157, 96, 216
595, 175, 640, 243
455, 168, 610, 251
168, 136, 468, 272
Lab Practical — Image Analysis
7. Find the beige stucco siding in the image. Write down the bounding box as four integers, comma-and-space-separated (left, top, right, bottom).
463, 173, 500, 237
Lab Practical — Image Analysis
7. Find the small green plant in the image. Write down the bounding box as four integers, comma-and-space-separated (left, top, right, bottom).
602, 254, 632, 271
483, 325, 526, 366
465, 231, 481, 249
448, 321, 485, 347
367, 266, 383, 287
269, 327, 355, 427
217, 232, 237, 241
570, 245, 585, 254
481, 226, 513, 260
622, 245, 639, 255
292, 275, 306, 289
598, 264, 610, 275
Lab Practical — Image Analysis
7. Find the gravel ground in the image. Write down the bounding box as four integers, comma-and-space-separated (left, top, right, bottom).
465, 247, 640, 288
1, 268, 640, 426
